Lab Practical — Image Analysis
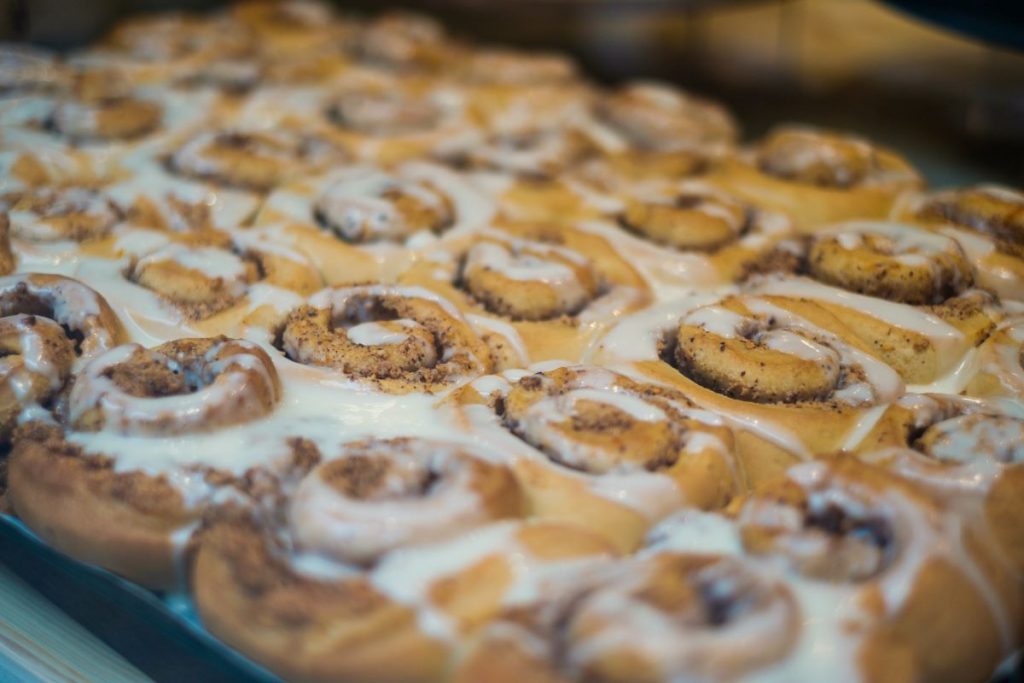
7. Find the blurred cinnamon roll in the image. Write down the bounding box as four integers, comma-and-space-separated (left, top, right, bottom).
0, 45, 69, 95
280, 285, 495, 394
894, 185, 1024, 300
400, 223, 649, 365
451, 364, 742, 552
227, 0, 352, 58
0, 274, 123, 438
354, 11, 457, 72
255, 162, 494, 285
588, 179, 799, 289
168, 128, 349, 192
94, 12, 254, 86
857, 395, 1024, 577
323, 74, 471, 164
709, 126, 922, 231
125, 236, 321, 332
50, 70, 163, 143
735, 457, 1021, 683
456, 549, 796, 683
966, 317, 1024, 400
2, 186, 121, 244
459, 49, 577, 87
594, 81, 738, 151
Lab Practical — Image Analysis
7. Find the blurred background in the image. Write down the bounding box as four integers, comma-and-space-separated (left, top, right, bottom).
2, 0, 1023, 185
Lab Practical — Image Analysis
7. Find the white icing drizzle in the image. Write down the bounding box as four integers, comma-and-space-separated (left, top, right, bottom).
1, 17, 1021, 683
751, 276, 964, 359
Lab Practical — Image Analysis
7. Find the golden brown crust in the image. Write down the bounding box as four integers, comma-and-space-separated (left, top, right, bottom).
452, 365, 742, 552
7, 422, 193, 588
192, 511, 451, 683
707, 127, 923, 231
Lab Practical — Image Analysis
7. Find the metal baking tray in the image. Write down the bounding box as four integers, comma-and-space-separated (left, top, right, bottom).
0, 515, 280, 683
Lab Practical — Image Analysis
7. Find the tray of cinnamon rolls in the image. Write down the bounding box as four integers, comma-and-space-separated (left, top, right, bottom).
0, 2, 1021, 682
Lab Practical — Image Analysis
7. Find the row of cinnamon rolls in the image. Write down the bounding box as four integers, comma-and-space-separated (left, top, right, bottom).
0, 3, 1023, 683
0, 267, 1021, 682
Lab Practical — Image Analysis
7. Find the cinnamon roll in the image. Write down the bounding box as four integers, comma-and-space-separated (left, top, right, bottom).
855, 394, 1024, 577
69, 337, 280, 435
122, 235, 322, 333
191, 438, 613, 682
708, 126, 923, 231
49, 69, 163, 143
400, 223, 649, 365
750, 221, 1001, 385
455, 548, 797, 683
227, 1, 351, 58
0, 274, 124, 437
0, 145, 98, 191
451, 364, 742, 552
323, 74, 470, 165
585, 179, 799, 290
966, 317, 1024, 400
6, 336, 281, 587
894, 185, 1024, 300
570, 147, 710, 195
167, 128, 350, 192
254, 162, 494, 285
279, 285, 495, 394
458, 49, 578, 87
734, 457, 1021, 683
93, 12, 254, 87
593, 81, 738, 151
592, 292, 904, 468
440, 127, 594, 183
2, 186, 122, 244
354, 11, 457, 72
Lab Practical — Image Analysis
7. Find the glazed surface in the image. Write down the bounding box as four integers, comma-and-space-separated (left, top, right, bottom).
1, 3, 1023, 683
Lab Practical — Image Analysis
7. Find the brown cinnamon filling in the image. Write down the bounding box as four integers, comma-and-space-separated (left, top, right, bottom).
326, 89, 442, 136
756, 130, 875, 188
320, 453, 440, 500
917, 189, 1024, 249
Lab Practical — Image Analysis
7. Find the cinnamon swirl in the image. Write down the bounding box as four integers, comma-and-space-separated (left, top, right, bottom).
191, 437, 613, 682
279, 285, 495, 394
592, 292, 904, 470
733, 458, 1021, 683
584, 179, 800, 290
857, 394, 1024, 577
7, 336, 281, 587
322, 74, 471, 165
400, 223, 649, 365
749, 221, 1001, 385
167, 127, 349, 193
456, 549, 796, 683
254, 162, 494, 285
593, 81, 738, 151
708, 126, 923, 231
895, 185, 1024, 301
451, 364, 742, 552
